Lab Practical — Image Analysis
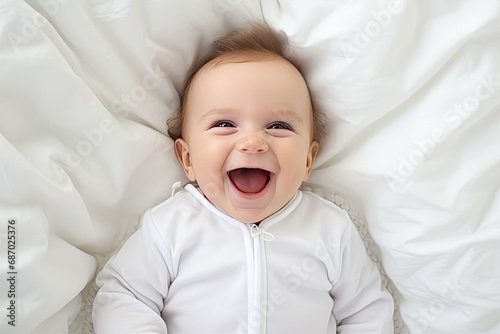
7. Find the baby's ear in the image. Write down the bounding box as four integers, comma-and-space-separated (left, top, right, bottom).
174, 139, 196, 181
304, 140, 319, 181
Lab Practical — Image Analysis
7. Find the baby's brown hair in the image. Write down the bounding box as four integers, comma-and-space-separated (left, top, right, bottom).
167, 22, 327, 145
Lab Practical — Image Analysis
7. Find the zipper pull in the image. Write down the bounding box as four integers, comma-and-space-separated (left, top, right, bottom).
250, 224, 275, 241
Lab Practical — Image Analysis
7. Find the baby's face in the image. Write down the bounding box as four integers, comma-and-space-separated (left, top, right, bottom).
175, 57, 319, 223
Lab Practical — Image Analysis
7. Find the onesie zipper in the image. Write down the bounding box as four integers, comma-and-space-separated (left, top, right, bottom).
253, 226, 264, 334
242, 224, 274, 334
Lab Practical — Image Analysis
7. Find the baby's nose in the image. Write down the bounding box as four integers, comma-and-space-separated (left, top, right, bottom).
236, 132, 268, 154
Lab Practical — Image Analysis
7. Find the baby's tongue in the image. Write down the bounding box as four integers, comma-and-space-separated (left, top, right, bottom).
229, 168, 270, 194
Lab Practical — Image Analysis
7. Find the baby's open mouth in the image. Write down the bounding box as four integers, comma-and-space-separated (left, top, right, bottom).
228, 168, 271, 194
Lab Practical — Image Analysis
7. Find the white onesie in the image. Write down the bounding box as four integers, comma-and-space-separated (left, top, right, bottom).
93, 184, 394, 333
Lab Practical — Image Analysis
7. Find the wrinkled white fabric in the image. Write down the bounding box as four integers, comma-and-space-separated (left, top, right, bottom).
1, 0, 499, 333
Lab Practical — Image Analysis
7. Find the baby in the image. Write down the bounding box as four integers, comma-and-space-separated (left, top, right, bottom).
93, 23, 394, 333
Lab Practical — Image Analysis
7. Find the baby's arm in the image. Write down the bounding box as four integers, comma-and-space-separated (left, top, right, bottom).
92, 211, 171, 334
331, 218, 394, 333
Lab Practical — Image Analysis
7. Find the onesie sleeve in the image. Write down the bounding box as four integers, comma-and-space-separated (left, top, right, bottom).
92, 210, 172, 334
330, 215, 394, 333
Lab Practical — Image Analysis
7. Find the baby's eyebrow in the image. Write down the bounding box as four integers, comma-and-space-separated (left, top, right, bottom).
201, 107, 304, 124
200, 108, 235, 120
272, 108, 305, 125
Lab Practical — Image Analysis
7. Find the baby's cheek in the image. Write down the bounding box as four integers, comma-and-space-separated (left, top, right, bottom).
197, 172, 225, 201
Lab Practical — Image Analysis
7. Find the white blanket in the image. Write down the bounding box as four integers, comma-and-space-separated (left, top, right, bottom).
0, 1, 499, 333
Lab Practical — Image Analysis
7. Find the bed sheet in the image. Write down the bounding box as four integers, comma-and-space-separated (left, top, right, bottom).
0, 0, 499, 333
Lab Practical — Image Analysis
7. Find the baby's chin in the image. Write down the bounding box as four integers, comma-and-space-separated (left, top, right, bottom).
217, 205, 275, 224
212, 197, 291, 224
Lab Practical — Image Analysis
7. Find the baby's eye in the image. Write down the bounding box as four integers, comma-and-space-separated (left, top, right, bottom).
214, 121, 235, 128
267, 122, 292, 130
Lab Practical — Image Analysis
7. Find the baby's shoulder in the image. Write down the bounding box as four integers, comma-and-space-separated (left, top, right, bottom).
144, 189, 202, 227
290, 190, 354, 235
299, 190, 351, 219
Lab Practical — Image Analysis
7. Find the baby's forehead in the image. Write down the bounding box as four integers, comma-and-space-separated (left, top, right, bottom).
186, 57, 311, 109
183, 53, 313, 117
